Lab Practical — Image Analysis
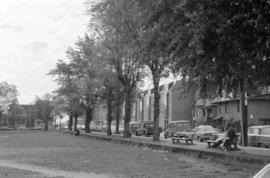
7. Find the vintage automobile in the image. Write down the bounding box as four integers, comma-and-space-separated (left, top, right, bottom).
130, 122, 142, 135
135, 121, 161, 136
193, 125, 220, 142
248, 125, 270, 148
0, 126, 13, 131
164, 120, 191, 139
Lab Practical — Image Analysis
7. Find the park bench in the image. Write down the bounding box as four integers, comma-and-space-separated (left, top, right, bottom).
207, 135, 239, 150
172, 133, 194, 145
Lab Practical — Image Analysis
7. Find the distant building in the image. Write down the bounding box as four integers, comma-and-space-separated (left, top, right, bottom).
194, 94, 270, 130
134, 80, 194, 130
1, 104, 36, 128
168, 80, 194, 123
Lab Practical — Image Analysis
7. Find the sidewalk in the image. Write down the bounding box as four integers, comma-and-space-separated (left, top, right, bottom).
60, 130, 270, 167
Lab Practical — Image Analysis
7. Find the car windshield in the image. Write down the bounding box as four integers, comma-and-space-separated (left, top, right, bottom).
144, 123, 153, 127
249, 128, 259, 134
261, 128, 270, 135
131, 124, 141, 128
196, 126, 217, 132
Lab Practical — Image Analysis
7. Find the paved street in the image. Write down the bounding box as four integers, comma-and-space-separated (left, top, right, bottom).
0, 131, 261, 178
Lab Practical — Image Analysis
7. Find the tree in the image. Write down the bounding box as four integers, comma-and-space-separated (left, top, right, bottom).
35, 96, 54, 131
69, 35, 103, 133
134, 1, 188, 141
51, 96, 67, 129
100, 64, 124, 136
49, 60, 83, 131
0, 81, 18, 125
90, 0, 144, 137
161, 0, 270, 146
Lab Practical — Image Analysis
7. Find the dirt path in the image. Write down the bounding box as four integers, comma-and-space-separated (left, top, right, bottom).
0, 131, 259, 178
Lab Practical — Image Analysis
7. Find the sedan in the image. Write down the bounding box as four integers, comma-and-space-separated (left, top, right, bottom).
193, 125, 220, 142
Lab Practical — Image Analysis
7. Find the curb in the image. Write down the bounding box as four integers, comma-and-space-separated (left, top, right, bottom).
59, 130, 270, 167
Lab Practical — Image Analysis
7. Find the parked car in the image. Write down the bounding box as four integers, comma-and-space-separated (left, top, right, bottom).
31, 126, 43, 130
17, 126, 28, 130
77, 125, 85, 130
164, 120, 191, 139
135, 121, 161, 136
248, 125, 270, 148
0, 126, 13, 131
130, 122, 142, 135
193, 125, 220, 142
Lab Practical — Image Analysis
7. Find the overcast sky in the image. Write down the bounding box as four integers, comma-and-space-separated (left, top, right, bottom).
0, 0, 89, 104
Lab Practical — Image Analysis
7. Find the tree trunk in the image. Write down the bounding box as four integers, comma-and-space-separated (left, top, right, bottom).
59, 118, 62, 129
107, 107, 112, 136
123, 88, 132, 138
73, 113, 78, 131
85, 108, 93, 133
115, 101, 122, 134
0, 111, 2, 126
107, 93, 113, 136
68, 113, 73, 131
44, 121, 48, 131
152, 71, 161, 141
239, 80, 248, 146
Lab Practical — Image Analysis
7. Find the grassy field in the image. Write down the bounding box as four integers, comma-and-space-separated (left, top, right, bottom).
0, 131, 259, 178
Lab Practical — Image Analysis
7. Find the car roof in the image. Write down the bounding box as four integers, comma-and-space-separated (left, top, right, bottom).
249, 125, 270, 129
196, 125, 213, 128
141, 121, 153, 123
130, 122, 141, 124
169, 120, 190, 124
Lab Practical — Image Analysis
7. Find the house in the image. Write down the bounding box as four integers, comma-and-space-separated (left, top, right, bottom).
195, 94, 270, 130
1, 104, 36, 129
194, 99, 218, 126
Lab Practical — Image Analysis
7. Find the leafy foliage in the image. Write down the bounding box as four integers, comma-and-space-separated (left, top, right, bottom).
35, 97, 54, 131
0, 81, 18, 116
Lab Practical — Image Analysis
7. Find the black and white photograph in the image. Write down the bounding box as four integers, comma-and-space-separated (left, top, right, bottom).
0, 0, 270, 177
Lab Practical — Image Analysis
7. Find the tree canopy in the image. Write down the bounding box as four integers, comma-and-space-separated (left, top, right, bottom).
0, 81, 18, 119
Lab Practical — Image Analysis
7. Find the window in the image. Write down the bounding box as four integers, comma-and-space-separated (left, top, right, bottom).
261, 128, 270, 135
203, 109, 206, 116
218, 106, 221, 114
259, 118, 270, 125
225, 103, 228, 113
17, 119, 25, 124
195, 109, 198, 116
253, 128, 259, 134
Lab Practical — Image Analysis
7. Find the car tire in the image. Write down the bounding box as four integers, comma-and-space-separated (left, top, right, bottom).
198, 137, 203, 142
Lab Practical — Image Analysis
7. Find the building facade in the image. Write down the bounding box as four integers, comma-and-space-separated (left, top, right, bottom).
1, 104, 36, 128
194, 94, 270, 130
133, 80, 194, 130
